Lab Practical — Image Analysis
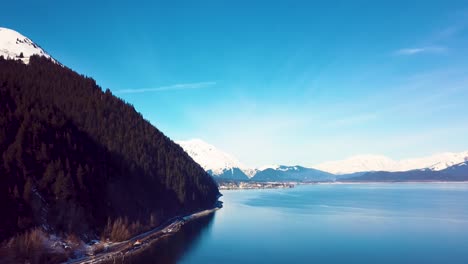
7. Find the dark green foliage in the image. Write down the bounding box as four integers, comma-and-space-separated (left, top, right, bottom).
0, 56, 219, 242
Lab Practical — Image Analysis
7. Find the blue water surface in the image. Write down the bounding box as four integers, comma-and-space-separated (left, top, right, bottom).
178, 183, 468, 264
126, 183, 468, 263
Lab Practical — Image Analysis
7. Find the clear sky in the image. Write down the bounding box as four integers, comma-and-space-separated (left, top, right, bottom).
3, 1, 468, 167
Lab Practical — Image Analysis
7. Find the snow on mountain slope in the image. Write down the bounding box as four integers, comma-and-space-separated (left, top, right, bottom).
176, 139, 252, 178
176, 138, 468, 180
315, 155, 395, 175
252, 165, 334, 182
315, 151, 468, 174
411, 152, 468, 171
0, 27, 54, 64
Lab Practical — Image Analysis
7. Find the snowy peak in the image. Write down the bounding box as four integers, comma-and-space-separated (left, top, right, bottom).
259, 165, 301, 172
315, 151, 468, 174
0, 27, 53, 64
315, 155, 395, 174
176, 139, 252, 178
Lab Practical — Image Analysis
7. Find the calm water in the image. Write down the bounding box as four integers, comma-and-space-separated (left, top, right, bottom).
129, 183, 468, 263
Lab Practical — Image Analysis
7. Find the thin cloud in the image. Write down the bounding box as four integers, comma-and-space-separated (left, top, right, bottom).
115, 81, 216, 94
394, 46, 446, 56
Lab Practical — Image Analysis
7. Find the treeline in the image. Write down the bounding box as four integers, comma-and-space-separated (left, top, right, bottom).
0, 56, 219, 243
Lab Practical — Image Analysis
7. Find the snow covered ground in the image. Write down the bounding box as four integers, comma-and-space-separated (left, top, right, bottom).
0, 27, 54, 64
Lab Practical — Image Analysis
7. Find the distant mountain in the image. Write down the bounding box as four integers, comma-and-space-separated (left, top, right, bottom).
0, 27, 219, 251
442, 161, 468, 178
176, 139, 250, 180
176, 141, 334, 182
315, 152, 468, 174
176, 139, 468, 182
345, 161, 468, 182
252, 165, 335, 182
0, 27, 55, 64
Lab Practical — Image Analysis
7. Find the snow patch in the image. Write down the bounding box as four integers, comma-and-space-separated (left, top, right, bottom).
0, 27, 55, 64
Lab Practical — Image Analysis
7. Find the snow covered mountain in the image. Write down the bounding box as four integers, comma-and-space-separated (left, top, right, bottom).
177, 138, 468, 181
176, 140, 335, 181
315, 151, 468, 174
252, 165, 334, 182
0, 27, 54, 64
176, 139, 251, 180
345, 161, 468, 182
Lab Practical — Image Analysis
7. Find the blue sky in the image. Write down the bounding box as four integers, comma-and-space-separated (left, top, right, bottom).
3, 1, 468, 167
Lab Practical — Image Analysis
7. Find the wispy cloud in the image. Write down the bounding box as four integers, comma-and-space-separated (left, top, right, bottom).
394, 46, 447, 56
115, 81, 216, 94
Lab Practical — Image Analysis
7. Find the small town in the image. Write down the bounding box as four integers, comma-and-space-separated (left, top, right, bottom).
218, 181, 295, 190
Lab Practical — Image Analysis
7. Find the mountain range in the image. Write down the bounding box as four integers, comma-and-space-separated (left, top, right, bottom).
314, 152, 468, 174
177, 140, 338, 181
177, 139, 468, 182
345, 161, 468, 182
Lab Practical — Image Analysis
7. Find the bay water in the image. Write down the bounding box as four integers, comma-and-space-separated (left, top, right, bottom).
130, 183, 468, 263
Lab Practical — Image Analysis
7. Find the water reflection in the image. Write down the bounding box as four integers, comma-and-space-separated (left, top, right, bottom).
109, 213, 215, 264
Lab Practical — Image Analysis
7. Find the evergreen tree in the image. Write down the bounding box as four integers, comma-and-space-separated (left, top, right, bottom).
0, 55, 219, 242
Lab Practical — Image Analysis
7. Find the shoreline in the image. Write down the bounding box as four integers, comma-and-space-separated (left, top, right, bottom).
218, 181, 295, 190
66, 205, 221, 264
219, 181, 468, 191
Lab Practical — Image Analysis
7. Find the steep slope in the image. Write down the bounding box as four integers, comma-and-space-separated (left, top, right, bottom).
315, 152, 468, 174
176, 139, 250, 180
252, 165, 335, 182
0, 27, 54, 64
0, 52, 219, 245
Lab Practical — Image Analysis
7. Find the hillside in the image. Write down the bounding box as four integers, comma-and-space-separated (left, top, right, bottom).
0, 54, 219, 250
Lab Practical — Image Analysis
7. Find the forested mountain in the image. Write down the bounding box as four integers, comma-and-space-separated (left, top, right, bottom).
0, 56, 220, 245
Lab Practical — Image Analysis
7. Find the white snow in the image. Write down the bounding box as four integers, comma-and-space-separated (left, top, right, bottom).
315, 151, 468, 174
178, 139, 468, 176
176, 139, 254, 177
0, 27, 54, 64
259, 165, 299, 172
258, 164, 281, 171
